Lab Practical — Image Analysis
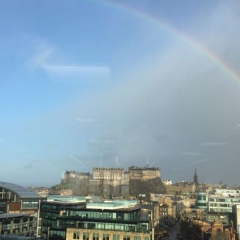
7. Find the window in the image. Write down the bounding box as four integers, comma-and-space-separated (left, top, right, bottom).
124, 235, 130, 240
196, 203, 206, 207
93, 233, 99, 240
113, 234, 120, 240
134, 237, 141, 240
73, 231, 80, 240
22, 200, 39, 209
103, 233, 109, 240
83, 232, 89, 240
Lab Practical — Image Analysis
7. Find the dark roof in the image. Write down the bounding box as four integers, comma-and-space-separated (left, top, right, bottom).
0, 213, 32, 219
0, 181, 42, 199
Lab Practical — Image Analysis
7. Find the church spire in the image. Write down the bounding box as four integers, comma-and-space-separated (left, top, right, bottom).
194, 168, 198, 185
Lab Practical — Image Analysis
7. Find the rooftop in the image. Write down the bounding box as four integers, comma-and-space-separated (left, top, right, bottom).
0, 181, 42, 199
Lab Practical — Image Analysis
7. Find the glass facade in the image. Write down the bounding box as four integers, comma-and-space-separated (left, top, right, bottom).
40, 201, 152, 240
196, 193, 207, 210
22, 199, 39, 209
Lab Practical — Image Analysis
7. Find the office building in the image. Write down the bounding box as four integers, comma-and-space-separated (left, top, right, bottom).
40, 196, 153, 240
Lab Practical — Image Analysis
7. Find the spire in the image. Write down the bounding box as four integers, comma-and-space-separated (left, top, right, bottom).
194, 168, 198, 184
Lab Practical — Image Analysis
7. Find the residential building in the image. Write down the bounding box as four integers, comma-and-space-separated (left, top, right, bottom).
162, 180, 172, 186
0, 213, 37, 238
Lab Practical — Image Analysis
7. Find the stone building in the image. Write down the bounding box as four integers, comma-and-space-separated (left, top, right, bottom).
128, 166, 160, 181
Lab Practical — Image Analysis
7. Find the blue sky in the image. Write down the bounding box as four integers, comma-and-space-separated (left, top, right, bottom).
1, 0, 240, 187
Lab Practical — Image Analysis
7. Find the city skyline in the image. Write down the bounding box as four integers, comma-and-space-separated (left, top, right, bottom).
1, 0, 240, 186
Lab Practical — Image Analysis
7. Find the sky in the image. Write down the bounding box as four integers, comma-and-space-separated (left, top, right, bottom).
1, 0, 240, 187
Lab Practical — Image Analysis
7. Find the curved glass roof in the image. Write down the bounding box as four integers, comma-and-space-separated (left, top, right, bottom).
0, 181, 42, 199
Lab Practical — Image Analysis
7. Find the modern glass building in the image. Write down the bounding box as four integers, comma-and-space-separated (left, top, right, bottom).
0, 181, 42, 214
196, 193, 207, 210
208, 196, 240, 212
40, 197, 153, 240
196, 191, 240, 213
0, 181, 43, 238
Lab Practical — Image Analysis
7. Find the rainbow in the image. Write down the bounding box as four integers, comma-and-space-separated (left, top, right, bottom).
95, 0, 240, 84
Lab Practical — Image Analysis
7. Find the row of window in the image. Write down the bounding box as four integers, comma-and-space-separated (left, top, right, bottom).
67, 211, 140, 221
73, 232, 149, 240
208, 208, 232, 213
43, 218, 148, 232
196, 203, 207, 207
67, 220, 148, 232
22, 201, 39, 209
209, 203, 231, 207
197, 195, 206, 201
208, 198, 240, 203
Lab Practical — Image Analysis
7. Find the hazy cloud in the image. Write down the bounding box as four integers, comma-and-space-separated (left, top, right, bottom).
23, 163, 34, 170
43, 65, 110, 74
23, 154, 50, 164
75, 118, 98, 123
201, 142, 228, 147
69, 155, 85, 166
182, 152, 201, 156
174, 159, 209, 170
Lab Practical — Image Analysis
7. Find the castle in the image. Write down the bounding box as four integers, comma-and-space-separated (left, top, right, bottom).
61, 166, 164, 197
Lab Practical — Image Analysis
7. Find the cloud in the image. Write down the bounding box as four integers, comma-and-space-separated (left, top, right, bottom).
10, 0, 240, 185
42, 64, 111, 83
27, 41, 54, 70
69, 155, 85, 165
28, 42, 111, 82
23, 154, 50, 164
10, 147, 30, 152
201, 142, 228, 147
23, 163, 34, 170
75, 118, 98, 123
174, 159, 209, 170
43, 65, 110, 74
182, 152, 201, 156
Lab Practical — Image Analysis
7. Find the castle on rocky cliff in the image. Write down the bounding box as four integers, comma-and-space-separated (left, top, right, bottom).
61, 166, 164, 197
